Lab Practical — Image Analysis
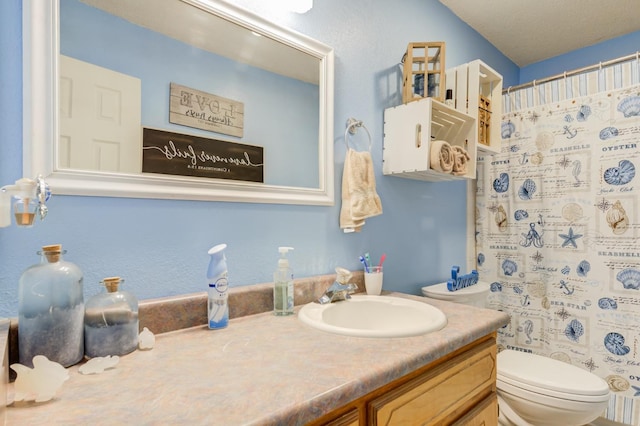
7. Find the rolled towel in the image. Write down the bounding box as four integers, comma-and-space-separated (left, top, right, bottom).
452, 146, 471, 176
430, 140, 454, 173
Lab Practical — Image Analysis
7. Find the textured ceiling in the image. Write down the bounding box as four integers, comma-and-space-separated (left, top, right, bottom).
438, 0, 640, 67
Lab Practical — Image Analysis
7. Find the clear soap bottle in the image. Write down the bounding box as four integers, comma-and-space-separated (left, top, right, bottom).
274, 247, 294, 316
84, 277, 139, 358
207, 244, 229, 329
18, 244, 84, 367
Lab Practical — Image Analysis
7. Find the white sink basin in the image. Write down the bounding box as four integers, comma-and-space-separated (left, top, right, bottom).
298, 295, 447, 338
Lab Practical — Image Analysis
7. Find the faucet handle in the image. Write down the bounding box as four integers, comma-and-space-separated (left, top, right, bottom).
335, 267, 352, 284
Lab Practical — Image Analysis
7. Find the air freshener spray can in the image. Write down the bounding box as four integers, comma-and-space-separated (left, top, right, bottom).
207, 244, 229, 329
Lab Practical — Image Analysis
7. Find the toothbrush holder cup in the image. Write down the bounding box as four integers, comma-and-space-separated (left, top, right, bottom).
364, 266, 383, 295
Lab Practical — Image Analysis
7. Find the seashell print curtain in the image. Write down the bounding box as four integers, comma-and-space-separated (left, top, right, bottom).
476, 59, 640, 425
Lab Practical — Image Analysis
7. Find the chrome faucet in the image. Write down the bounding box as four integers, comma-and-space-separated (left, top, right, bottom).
316, 267, 358, 304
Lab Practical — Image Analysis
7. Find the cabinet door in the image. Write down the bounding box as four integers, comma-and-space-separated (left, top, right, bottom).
368, 340, 496, 425
452, 394, 498, 426
323, 408, 359, 426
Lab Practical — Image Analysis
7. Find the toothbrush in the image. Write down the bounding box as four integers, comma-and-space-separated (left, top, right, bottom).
365, 253, 372, 269
359, 255, 369, 273
378, 253, 387, 268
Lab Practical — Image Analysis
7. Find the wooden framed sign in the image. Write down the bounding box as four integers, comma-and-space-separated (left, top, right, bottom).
142, 128, 263, 182
169, 82, 244, 137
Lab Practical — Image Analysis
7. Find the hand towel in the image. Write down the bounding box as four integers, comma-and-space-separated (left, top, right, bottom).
451, 146, 471, 176
429, 140, 454, 173
339, 149, 383, 232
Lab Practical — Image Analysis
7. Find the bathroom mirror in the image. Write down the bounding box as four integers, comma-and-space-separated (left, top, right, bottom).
23, 0, 334, 205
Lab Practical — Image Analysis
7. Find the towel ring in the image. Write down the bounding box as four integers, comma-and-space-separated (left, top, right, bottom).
344, 118, 372, 152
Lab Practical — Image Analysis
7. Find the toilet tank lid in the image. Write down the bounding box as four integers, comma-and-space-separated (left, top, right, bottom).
421, 281, 490, 296
497, 350, 609, 396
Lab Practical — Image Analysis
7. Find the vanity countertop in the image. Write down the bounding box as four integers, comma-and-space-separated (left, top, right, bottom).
6, 293, 509, 425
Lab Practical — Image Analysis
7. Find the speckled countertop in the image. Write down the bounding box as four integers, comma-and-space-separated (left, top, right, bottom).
5, 289, 509, 425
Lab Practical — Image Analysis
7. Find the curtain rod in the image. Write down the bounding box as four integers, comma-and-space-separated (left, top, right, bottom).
503, 51, 640, 94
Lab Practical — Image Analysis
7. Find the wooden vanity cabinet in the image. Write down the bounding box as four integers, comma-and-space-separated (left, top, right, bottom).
311, 333, 497, 426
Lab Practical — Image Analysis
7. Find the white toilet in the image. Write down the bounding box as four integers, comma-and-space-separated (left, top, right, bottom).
421, 282, 611, 426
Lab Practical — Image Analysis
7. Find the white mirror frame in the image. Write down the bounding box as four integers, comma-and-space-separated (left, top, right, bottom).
23, 0, 334, 205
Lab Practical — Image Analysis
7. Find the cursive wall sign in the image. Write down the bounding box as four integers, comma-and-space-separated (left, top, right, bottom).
169, 83, 244, 137
142, 128, 263, 182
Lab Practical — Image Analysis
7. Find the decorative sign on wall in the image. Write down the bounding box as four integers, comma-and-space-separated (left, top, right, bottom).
142, 128, 263, 182
169, 82, 244, 137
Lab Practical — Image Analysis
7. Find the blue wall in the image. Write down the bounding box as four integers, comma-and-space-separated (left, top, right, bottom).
520, 30, 640, 84
1, 0, 521, 317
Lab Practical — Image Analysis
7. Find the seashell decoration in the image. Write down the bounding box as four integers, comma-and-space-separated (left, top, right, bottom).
561, 265, 570, 275
514, 209, 528, 221
495, 205, 508, 232
513, 286, 522, 294
490, 282, 502, 292
606, 375, 630, 392
616, 95, 640, 118
604, 332, 630, 356
606, 200, 629, 234
603, 160, 636, 185
562, 203, 583, 222
518, 179, 537, 200
550, 351, 572, 364
528, 280, 547, 298
564, 319, 584, 342
535, 131, 555, 150
576, 104, 591, 121
502, 259, 517, 276
577, 260, 591, 277
541, 297, 550, 309
501, 121, 515, 139
616, 268, 640, 290
509, 145, 520, 152
477, 253, 485, 266
598, 297, 618, 310
599, 126, 619, 140
530, 152, 544, 165
493, 173, 510, 193
564, 114, 574, 122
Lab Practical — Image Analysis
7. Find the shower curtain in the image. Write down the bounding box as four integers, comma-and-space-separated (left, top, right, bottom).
476, 60, 640, 425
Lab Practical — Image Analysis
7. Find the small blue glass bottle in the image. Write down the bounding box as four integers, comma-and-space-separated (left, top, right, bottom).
207, 244, 229, 329
84, 277, 139, 358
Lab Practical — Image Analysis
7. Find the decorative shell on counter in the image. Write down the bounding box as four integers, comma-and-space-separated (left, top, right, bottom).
10, 355, 69, 403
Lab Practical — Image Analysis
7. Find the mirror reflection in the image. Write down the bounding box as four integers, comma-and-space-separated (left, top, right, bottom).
60, 0, 320, 188
25, 0, 333, 204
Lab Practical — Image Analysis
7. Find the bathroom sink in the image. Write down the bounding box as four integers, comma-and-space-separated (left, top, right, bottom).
298, 295, 447, 338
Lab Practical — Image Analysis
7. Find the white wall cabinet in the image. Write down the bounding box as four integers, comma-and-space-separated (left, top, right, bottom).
446, 59, 503, 154
383, 98, 476, 181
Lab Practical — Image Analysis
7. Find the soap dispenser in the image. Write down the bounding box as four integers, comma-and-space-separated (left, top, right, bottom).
84, 276, 139, 358
18, 244, 84, 367
274, 247, 294, 316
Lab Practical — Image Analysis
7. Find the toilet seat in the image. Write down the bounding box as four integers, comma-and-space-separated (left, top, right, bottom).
497, 350, 610, 402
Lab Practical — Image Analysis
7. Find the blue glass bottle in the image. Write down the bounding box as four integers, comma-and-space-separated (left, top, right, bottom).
18, 244, 84, 367
84, 277, 139, 358
207, 244, 229, 329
